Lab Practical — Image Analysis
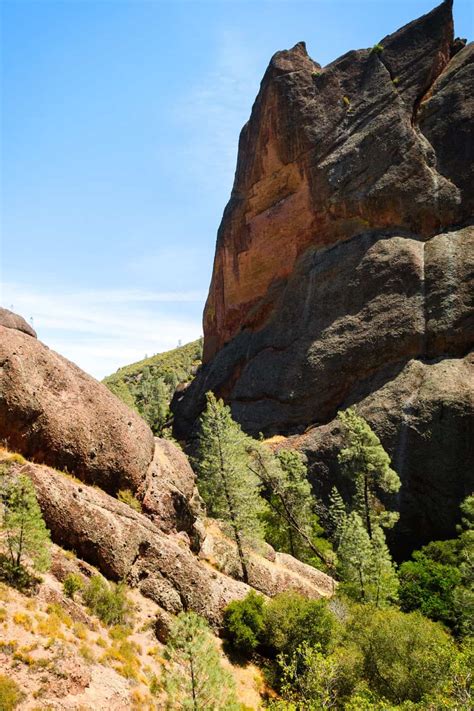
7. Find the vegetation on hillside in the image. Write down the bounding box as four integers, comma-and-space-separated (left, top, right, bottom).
102, 338, 203, 435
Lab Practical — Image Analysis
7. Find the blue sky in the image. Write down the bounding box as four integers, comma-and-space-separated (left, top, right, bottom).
1, 0, 472, 378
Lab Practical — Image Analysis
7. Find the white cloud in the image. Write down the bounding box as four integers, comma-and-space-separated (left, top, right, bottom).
174, 29, 263, 196
1, 282, 204, 380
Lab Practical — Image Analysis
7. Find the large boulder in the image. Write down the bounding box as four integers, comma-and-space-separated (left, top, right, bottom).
173, 1, 474, 548
0, 323, 154, 493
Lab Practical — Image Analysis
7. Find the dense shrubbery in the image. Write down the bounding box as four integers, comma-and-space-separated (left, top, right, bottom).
224, 590, 265, 655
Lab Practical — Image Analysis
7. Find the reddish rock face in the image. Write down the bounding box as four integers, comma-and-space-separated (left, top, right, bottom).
173, 1, 473, 547
0, 306, 37, 338
0, 325, 155, 492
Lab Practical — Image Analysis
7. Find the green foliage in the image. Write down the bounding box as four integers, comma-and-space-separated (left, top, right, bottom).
347, 605, 457, 705
0, 472, 51, 578
223, 590, 265, 656
102, 339, 203, 431
370, 43, 384, 54
272, 642, 342, 710
327, 486, 347, 547
0, 674, 23, 710
399, 551, 461, 625
338, 513, 398, 606
63, 572, 84, 599
164, 611, 240, 710
117, 489, 141, 512
264, 592, 335, 658
83, 575, 132, 626
337, 408, 400, 539
250, 445, 331, 568
195, 392, 267, 582
135, 368, 170, 435
398, 495, 474, 636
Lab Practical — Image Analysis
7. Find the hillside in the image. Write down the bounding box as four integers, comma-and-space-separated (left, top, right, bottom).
103, 339, 203, 432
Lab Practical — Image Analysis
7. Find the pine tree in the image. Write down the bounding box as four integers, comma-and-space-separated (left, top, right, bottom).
0, 473, 51, 574
327, 486, 347, 547
248, 444, 330, 567
163, 611, 240, 710
370, 524, 399, 606
337, 512, 398, 606
337, 407, 400, 539
195, 392, 266, 583
135, 368, 170, 435
337, 511, 373, 602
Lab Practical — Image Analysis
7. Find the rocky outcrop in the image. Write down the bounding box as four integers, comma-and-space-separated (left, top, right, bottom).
0, 306, 37, 338
173, 1, 473, 547
2, 457, 334, 624
284, 353, 474, 557
0, 324, 155, 493
138, 437, 204, 546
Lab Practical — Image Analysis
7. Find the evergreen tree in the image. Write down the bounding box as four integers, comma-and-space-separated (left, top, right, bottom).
248, 444, 330, 567
163, 611, 240, 710
135, 367, 170, 435
337, 408, 400, 539
327, 486, 347, 547
337, 512, 398, 606
0, 473, 51, 574
195, 392, 266, 583
370, 524, 399, 606
337, 512, 373, 602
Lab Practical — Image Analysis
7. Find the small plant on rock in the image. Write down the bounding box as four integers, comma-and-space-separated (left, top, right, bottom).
371, 43, 384, 54
63, 572, 83, 599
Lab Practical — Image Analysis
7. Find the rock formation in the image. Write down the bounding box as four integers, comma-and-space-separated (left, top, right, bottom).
0, 316, 334, 621
173, 0, 473, 548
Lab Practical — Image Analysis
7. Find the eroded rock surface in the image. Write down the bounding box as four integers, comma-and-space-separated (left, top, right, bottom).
0, 325, 154, 493
3, 458, 334, 625
0, 306, 37, 338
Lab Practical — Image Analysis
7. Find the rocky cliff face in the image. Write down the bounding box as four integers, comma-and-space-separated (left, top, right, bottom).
173, 0, 473, 548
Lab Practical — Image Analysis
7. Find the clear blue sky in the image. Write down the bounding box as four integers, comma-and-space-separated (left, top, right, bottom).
1, 0, 472, 378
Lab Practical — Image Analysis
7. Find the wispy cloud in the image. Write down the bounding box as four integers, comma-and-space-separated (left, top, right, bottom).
173, 29, 263, 197
1, 282, 204, 380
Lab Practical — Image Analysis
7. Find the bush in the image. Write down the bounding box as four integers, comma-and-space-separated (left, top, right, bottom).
398, 551, 461, 626
370, 43, 384, 54
347, 605, 457, 704
264, 592, 335, 657
63, 573, 83, 599
223, 590, 265, 655
83, 575, 132, 626
0, 674, 23, 710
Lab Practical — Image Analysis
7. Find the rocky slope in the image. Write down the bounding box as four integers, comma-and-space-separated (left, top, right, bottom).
0, 321, 334, 626
173, 0, 473, 549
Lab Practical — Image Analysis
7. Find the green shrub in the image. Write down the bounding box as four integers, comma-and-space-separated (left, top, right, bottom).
117, 489, 141, 512
83, 575, 131, 626
223, 590, 265, 655
0, 674, 23, 710
264, 591, 335, 657
398, 551, 461, 626
370, 43, 384, 54
347, 605, 457, 704
63, 573, 83, 599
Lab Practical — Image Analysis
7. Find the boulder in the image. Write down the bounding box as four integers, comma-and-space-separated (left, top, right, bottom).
0, 306, 37, 338
0, 324, 154, 493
